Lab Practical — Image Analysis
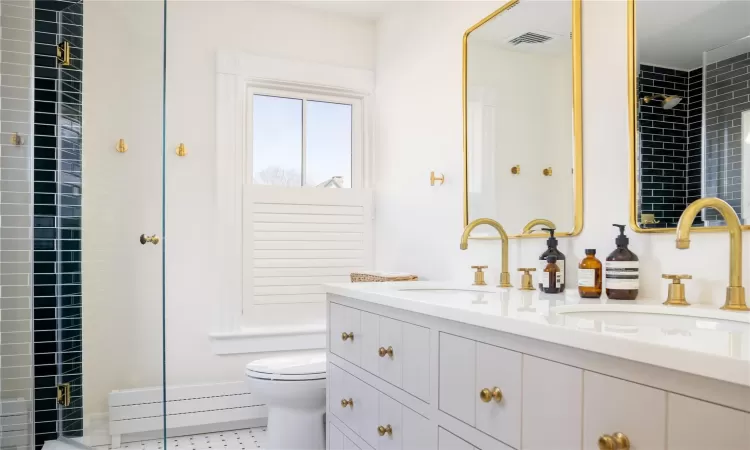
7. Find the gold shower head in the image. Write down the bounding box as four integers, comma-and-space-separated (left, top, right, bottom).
642, 94, 683, 110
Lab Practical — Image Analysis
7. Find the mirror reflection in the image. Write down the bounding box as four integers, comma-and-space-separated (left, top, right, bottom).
634, 0, 750, 228
464, 0, 581, 237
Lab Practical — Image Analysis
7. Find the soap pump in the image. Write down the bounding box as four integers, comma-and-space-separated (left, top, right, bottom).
538, 228, 565, 291
605, 224, 639, 300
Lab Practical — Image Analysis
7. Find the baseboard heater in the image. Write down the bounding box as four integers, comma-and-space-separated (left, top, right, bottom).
109, 381, 266, 448
1, 398, 30, 450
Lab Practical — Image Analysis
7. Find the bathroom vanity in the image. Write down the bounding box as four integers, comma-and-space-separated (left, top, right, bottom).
324, 282, 750, 450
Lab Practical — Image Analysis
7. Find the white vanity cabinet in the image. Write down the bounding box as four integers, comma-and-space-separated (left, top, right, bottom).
666, 394, 750, 449
582, 372, 667, 450
360, 312, 431, 401
438, 334, 522, 448
521, 355, 582, 449
326, 294, 750, 450
329, 423, 364, 450
438, 428, 476, 450
328, 361, 433, 450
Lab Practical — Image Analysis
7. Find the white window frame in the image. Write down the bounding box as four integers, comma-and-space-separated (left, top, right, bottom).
246, 85, 364, 189
212, 51, 373, 354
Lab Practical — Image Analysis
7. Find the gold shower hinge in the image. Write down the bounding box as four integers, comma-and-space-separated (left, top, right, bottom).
56, 41, 71, 66
57, 383, 71, 407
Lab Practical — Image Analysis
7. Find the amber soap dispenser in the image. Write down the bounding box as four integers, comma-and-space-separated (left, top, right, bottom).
578, 249, 602, 298
605, 224, 639, 300
538, 228, 565, 291
542, 255, 563, 294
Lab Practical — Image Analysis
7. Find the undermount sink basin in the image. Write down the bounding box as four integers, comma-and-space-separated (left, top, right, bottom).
553, 304, 750, 333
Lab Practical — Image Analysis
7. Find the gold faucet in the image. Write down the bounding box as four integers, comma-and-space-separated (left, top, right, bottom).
676, 197, 748, 311
522, 218, 556, 234
460, 218, 512, 288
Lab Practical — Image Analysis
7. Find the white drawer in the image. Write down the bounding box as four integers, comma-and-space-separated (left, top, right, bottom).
330, 362, 378, 438
583, 371, 666, 450
329, 422, 369, 450
439, 428, 476, 450
329, 363, 434, 450
522, 355, 583, 449
666, 393, 750, 449
439, 333, 522, 449
330, 422, 345, 450
330, 303, 362, 366
359, 311, 431, 401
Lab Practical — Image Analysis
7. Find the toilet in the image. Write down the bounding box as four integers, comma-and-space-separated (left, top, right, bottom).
245, 352, 327, 450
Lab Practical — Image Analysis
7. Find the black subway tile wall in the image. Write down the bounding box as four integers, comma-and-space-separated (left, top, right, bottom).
638, 64, 689, 227
704, 52, 749, 223
686, 67, 703, 217
33, 0, 84, 448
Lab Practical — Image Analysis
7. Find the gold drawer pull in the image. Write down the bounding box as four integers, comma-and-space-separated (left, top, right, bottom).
340, 398, 353, 408
377, 425, 393, 437
479, 387, 503, 403
598, 432, 630, 450
341, 332, 354, 341
378, 346, 394, 357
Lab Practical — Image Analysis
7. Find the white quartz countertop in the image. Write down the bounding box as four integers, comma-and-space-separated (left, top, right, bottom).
323, 281, 750, 387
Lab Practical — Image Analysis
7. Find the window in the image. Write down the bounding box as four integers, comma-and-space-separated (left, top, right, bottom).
248, 88, 362, 188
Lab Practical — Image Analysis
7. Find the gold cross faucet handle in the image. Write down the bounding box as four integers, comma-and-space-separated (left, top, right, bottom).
662, 274, 692, 306
471, 265, 488, 286
517, 268, 537, 291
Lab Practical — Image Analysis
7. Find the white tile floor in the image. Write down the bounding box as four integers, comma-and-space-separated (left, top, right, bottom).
93, 428, 266, 450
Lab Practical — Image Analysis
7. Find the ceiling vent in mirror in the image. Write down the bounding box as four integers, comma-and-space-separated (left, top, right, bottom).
508, 32, 553, 46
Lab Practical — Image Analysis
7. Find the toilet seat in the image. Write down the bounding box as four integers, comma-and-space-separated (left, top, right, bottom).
245, 352, 326, 381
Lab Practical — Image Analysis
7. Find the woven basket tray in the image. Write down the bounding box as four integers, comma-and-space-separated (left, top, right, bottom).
350, 272, 419, 283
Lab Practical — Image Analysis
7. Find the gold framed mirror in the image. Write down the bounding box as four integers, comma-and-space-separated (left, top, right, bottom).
628, 0, 750, 233
462, 0, 583, 239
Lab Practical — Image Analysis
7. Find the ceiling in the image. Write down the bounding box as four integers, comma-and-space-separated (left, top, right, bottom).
281, 0, 403, 21
637, 0, 750, 70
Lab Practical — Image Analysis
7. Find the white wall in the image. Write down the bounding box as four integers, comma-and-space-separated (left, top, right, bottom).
83, 0, 374, 417
374, 0, 742, 308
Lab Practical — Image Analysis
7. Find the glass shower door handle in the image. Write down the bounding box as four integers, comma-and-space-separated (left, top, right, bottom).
140, 234, 160, 245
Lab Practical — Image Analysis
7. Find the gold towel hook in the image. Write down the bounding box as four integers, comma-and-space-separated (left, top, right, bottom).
116, 139, 128, 153
176, 143, 187, 157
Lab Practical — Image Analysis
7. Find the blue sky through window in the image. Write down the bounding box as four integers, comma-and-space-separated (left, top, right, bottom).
252, 94, 352, 187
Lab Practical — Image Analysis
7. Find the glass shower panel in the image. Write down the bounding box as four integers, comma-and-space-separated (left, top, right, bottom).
0, 0, 171, 449
0, 2, 35, 449
703, 35, 750, 225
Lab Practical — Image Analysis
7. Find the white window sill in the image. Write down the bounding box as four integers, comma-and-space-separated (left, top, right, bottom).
209, 324, 326, 355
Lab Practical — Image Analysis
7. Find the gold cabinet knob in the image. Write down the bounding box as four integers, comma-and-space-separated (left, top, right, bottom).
479, 387, 503, 403
510, 165, 520, 175
139, 234, 160, 245
341, 332, 354, 341
543, 167, 553, 176
176, 143, 187, 157
377, 425, 393, 437
340, 398, 353, 408
378, 346, 394, 358
598, 432, 630, 450
471, 265, 488, 286
662, 274, 692, 306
